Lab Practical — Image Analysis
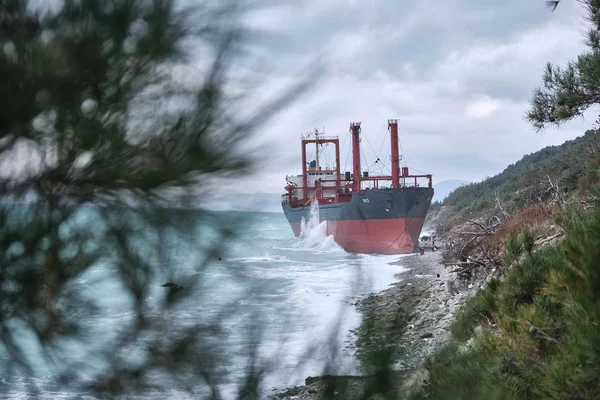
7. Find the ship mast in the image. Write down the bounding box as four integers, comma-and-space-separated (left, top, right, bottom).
314, 128, 320, 171
388, 119, 400, 188
350, 122, 361, 192
290, 119, 431, 209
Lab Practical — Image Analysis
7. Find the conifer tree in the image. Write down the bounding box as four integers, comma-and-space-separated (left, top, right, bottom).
527, 0, 600, 130
0, 1, 301, 397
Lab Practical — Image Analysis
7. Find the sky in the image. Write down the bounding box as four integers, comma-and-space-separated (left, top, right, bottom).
213, 0, 597, 194
1, 1, 594, 198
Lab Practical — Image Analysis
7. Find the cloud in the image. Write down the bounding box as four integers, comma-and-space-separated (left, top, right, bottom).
465, 96, 501, 119
223, 0, 595, 195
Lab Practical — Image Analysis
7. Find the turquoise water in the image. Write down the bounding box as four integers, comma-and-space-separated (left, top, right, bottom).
3, 209, 411, 399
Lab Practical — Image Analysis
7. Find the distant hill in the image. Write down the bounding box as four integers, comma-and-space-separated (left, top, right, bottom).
433, 180, 471, 202
442, 129, 600, 217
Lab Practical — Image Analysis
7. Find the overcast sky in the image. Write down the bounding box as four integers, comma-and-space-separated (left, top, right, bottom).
218, 0, 595, 193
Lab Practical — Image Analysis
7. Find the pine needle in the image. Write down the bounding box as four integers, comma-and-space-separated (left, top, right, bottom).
545, 0, 560, 12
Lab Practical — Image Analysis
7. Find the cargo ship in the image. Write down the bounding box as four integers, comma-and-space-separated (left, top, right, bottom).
281, 120, 433, 254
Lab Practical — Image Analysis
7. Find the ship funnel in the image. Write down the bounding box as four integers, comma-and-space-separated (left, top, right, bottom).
388, 119, 400, 188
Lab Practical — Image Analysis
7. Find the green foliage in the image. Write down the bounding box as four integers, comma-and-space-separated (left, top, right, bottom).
408, 343, 520, 400
414, 198, 600, 399
502, 232, 523, 266
429, 200, 443, 212
527, 0, 600, 130
451, 279, 499, 341
500, 244, 565, 310
418, 2, 600, 397
501, 228, 535, 266
521, 229, 535, 255
443, 129, 600, 216
0, 1, 307, 398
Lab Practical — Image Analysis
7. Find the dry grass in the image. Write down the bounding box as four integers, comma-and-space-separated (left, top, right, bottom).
489, 203, 559, 252
443, 202, 560, 278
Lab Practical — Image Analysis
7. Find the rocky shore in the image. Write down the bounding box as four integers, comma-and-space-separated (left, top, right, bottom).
271, 250, 473, 399
356, 252, 467, 371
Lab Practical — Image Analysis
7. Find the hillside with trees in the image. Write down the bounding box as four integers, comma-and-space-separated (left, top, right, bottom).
411, 1, 600, 398
439, 129, 600, 218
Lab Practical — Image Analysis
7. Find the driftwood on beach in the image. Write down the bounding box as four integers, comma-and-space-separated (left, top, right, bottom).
442, 217, 503, 282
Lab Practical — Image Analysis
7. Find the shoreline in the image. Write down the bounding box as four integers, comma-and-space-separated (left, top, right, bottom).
355, 252, 454, 371
271, 250, 470, 399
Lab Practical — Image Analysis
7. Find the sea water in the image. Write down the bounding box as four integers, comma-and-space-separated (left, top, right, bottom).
3, 208, 411, 399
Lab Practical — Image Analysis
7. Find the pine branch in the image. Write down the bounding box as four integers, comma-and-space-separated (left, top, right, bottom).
545, 1, 561, 12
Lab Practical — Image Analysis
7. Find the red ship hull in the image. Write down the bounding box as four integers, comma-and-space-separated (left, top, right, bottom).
289, 217, 426, 254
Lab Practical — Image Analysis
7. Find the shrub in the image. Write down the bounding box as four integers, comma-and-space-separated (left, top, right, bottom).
414, 196, 600, 399
451, 280, 499, 341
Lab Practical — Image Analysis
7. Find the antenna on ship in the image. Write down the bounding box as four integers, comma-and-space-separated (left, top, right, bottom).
314, 128, 320, 171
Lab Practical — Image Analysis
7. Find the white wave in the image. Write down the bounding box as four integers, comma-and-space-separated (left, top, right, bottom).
355, 252, 415, 267
299, 199, 320, 234
227, 254, 290, 264
325, 260, 408, 294
296, 201, 344, 253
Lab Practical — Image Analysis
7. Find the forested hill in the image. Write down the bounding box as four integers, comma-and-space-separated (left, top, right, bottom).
441, 129, 600, 216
